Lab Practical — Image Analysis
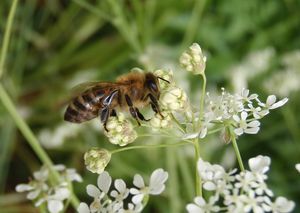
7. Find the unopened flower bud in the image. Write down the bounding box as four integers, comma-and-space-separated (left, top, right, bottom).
150, 111, 172, 129
153, 69, 174, 89
161, 87, 188, 111
104, 113, 137, 146
180, 43, 206, 75
84, 148, 111, 174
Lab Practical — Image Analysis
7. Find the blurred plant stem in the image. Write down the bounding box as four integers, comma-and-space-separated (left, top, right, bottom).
0, 0, 80, 210
73, 0, 143, 54
111, 141, 189, 154
193, 138, 202, 196
0, 85, 80, 208
229, 126, 245, 172
0, 0, 19, 78
181, 0, 207, 51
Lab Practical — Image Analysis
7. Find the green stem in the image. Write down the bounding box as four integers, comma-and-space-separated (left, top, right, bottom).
111, 141, 189, 154
0, 0, 19, 78
199, 74, 207, 124
170, 112, 185, 133
229, 127, 245, 171
193, 138, 202, 196
0, 85, 80, 208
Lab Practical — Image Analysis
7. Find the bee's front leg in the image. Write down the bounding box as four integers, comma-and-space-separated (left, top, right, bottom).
100, 107, 110, 132
148, 93, 164, 118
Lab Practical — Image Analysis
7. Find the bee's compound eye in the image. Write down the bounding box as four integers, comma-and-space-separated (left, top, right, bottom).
148, 81, 158, 93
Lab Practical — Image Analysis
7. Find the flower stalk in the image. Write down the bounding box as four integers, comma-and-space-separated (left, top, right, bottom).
229, 126, 245, 171
193, 138, 202, 196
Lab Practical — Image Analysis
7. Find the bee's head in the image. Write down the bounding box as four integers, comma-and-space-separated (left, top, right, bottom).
145, 73, 160, 95
145, 72, 170, 96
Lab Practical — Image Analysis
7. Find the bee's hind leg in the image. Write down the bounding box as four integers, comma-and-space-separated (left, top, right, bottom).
100, 107, 110, 132
135, 107, 150, 121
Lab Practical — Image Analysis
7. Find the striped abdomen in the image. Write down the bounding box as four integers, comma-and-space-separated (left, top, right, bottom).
64, 88, 105, 123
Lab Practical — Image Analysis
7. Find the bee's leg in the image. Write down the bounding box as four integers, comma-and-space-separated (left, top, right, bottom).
100, 107, 110, 131
110, 109, 117, 117
135, 107, 150, 121
125, 94, 141, 125
148, 94, 164, 118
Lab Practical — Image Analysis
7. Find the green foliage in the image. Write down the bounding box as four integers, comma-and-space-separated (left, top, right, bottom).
0, 0, 299, 212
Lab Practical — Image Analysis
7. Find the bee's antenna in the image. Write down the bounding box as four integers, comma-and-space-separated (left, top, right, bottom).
157, 77, 170, 84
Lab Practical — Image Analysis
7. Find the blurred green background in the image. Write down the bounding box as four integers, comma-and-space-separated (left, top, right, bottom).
0, 0, 299, 212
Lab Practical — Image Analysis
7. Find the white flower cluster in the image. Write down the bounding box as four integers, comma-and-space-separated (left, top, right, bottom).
78, 168, 168, 213
104, 113, 137, 146
179, 43, 207, 75
16, 165, 82, 213
38, 123, 81, 149
207, 88, 288, 137
84, 147, 112, 174
186, 155, 295, 213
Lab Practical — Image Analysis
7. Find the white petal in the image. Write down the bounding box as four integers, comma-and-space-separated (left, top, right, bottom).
53, 187, 70, 200
244, 127, 260, 134
241, 111, 248, 120
48, 200, 64, 213
266, 95, 276, 106
233, 115, 240, 122
182, 132, 199, 140
129, 188, 140, 195
248, 155, 271, 174
149, 169, 168, 189
248, 120, 260, 128
270, 97, 288, 109
132, 194, 144, 204
77, 202, 90, 213
133, 174, 145, 188
186, 204, 203, 213
114, 179, 126, 193
16, 184, 34, 192
203, 182, 216, 191
27, 189, 40, 200
150, 184, 165, 195
97, 171, 111, 194
86, 184, 101, 198
295, 164, 300, 173
53, 164, 66, 171
234, 128, 244, 136
194, 196, 206, 206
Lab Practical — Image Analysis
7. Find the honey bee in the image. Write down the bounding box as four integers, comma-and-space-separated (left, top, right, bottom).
64, 72, 169, 131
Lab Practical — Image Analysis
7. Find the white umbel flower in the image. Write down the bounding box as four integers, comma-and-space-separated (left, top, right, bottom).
104, 113, 137, 146
130, 169, 168, 204
186, 196, 220, 213
180, 43, 207, 75
233, 112, 260, 136
248, 155, 271, 174
149, 111, 172, 129
161, 86, 188, 111
84, 147, 111, 174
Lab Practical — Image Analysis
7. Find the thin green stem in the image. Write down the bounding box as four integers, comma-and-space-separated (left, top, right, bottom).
170, 112, 185, 133
229, 127, 245, 171
0, 0, 19, 78
0, 85, 80, 208
111, 141, 189, 154
199, 74, 207, 124
193, 138, 202, 196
